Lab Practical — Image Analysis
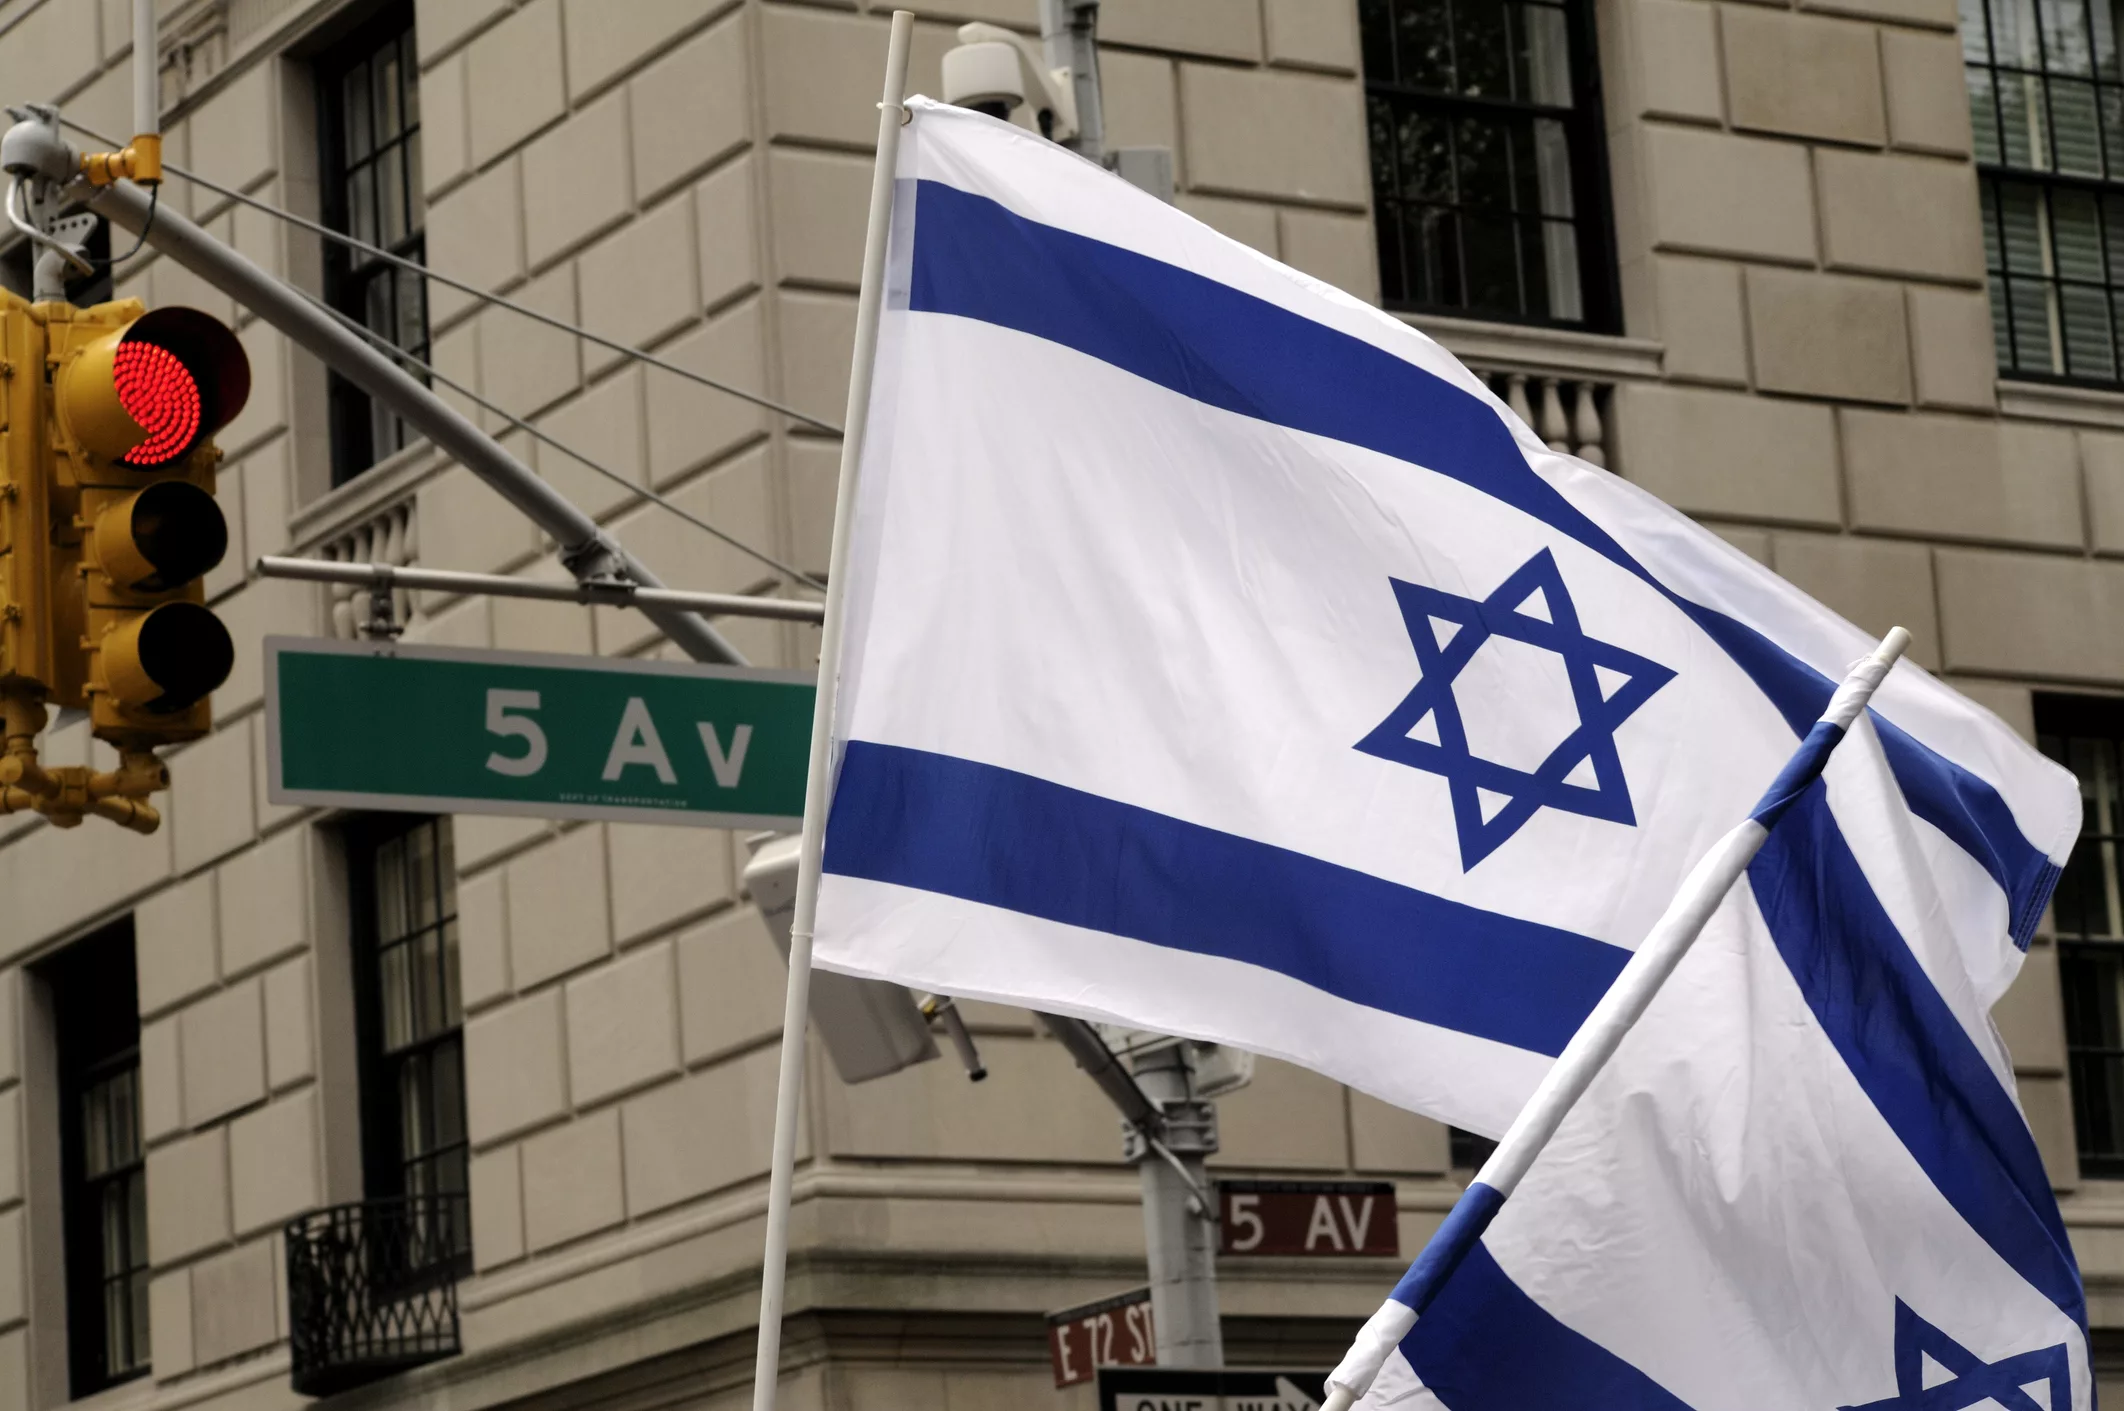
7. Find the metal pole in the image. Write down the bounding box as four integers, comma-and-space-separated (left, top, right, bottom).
1129, 1044, 1223, 1367
80, 180, 749, 668
1319, 627, 1914, 1411
1040, 0, 1103, 164
750, 13, 914, 1410
254, 556, 825, 622
131, 0, 157, 148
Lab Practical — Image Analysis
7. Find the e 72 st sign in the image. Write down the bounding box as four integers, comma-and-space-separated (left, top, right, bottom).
266, 637, 814, 828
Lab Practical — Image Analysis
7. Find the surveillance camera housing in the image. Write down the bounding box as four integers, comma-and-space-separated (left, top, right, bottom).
940, 40, 1026, 114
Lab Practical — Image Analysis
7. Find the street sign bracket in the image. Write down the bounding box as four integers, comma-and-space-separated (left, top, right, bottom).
256, 556, 826, 623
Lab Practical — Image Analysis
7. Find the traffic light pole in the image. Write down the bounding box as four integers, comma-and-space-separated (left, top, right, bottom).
75, 175, 751, 668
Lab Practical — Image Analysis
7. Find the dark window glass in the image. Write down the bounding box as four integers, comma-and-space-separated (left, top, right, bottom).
46, 921, 149, 1396
319, 5, 427, 484
2038, 695, 2124, 1175
348, 815, 469, 1264
1964, 0, 2124, 383
1358, 0, 1619, 329
1448, 1126, 1499, 1174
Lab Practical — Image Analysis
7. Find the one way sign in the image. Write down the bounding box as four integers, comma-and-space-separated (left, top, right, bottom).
1098, 1368, 1328, 1411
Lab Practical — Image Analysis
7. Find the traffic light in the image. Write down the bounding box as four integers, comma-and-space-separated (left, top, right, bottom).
0, 293, 248, 833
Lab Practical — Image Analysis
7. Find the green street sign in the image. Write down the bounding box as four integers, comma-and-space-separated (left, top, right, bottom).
265, 637, 815, 828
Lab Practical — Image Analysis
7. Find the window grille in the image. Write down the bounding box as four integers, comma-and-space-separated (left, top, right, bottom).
2038, 695, 2124, 1175
1964, 0, 2124, 383
1359, 0, 1619, 328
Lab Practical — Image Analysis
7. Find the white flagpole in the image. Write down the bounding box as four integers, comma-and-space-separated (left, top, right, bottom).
1321, 624, 1913, 1411
749, 13, 914, 1411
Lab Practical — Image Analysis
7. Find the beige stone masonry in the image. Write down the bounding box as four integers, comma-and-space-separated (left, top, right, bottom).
0, 1087, 18, 1208
470, 1145, 526, 1270
418, 465, 545, 580
697, 155, 762, 314
417, 0, 515, 63
522, 1108, 626, 1250
465, 988, 569, 1145
562, 0, 734, 100
1349, 1089, 1451, 1173
823, 1035, 1127, 1163
536, 368, 649, 513
0, 0, 100, 110
1180, 63, 1368, 207
421, 52, 472, 194
137, 871, 218, 1017
1816, 149, 1985, 282
189, 1240, 278, 1367
1614, 383, 1842, 525
676, 908, 787, 1065
2082, 432, 2124, 552
142, 1017, 182, 1142
1799, 0, 1958, 32
1654, 256, 1749, 384
1936, 549, 2124, 679
1996, 945, 2070, 1074
565, 941, 682, 1106
632, 11, 751, 203
427, 157, 526, 328
506, 824, 613, 988
1630, 0, 1723, 122
580, 199, 700, 372
477, 263, 583, 420
1102, 49, 1182, 157
147, 1127, 230, 1265
229, 1094, 319, 1236
1841, 411, 2082, 547
458, 866, 511, 1010
0, 1208, 19, 1327
170, 723, 256, 877
523, 91, 632, 269
467, 0, 567, 165
1906, 285, 1999, 410
1641, 125, 1818, 263
187, 66, 278, 205
1104, 0, 1265, 61
1179, 195, 1280, 256
594, 449, 775, 654
621, 1044, 791, 1216
1263, 0, 1358, 70
1722, 8, 1884, 146
1768, 533, 1941, 666
609, 823, 736, 945
1278, 209, 1379, 303
1213, 1060, 1348, 1170
1881, 28, 1973, 155
214, 577, 315, 719
150, 1269, 191, 1379
785, 436, 839, 576
1746, 267, 1911, 404
217, 828, 310, 976
642, 300, 769, 488
770, 148, 874, 289
181, 979, 267, 1127
263, 955, 313, 1091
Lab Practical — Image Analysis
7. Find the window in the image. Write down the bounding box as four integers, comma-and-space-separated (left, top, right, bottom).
1963, 0, 2124, 382
46, 921, 149, 1396
347, 816, 468, 1264
1359, 0, 1618, 328
319, 5, 427, 484
2039, 695, 2124, 1176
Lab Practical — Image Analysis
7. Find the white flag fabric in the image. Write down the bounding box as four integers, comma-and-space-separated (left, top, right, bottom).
811, 99, 2087, 1406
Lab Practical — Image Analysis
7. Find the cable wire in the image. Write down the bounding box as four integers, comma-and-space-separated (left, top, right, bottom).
59, 115, 844, 435
300, 286, 827, 593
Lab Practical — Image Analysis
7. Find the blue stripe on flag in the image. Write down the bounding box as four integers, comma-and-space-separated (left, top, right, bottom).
822, 741, 1631, 1058
1748, 784, 2085, 1329
1400, 1240, 1699, 1410
904, 178, 2062, 948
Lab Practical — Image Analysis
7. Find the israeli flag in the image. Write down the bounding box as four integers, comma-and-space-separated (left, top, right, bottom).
811, 100, 2088, 1405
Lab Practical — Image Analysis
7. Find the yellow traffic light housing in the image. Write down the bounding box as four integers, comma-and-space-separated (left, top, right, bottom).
0, 293, 248, 833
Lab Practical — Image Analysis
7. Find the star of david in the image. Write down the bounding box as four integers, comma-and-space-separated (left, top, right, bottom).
1354, 548, 1675, 871
1840, 1300, 2072, 1411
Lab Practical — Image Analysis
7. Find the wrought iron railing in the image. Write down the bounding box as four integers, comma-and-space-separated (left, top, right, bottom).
284, 1195, 467, 1397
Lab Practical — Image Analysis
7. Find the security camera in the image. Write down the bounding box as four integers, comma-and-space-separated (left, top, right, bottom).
940, 23, 1079, 142
941, 39, 1027, 121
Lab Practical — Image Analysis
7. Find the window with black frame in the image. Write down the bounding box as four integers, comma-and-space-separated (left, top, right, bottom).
2038, 695, 2124, 1176
319, 5, 427, 484
1358, 0, 1617, 329
348, 815, 469, 1269
46, 920, 150, 1396
1962, 0, 2124, 383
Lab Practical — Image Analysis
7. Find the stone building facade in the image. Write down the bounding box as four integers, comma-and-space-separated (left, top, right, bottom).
0, 0, 2119, 1407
